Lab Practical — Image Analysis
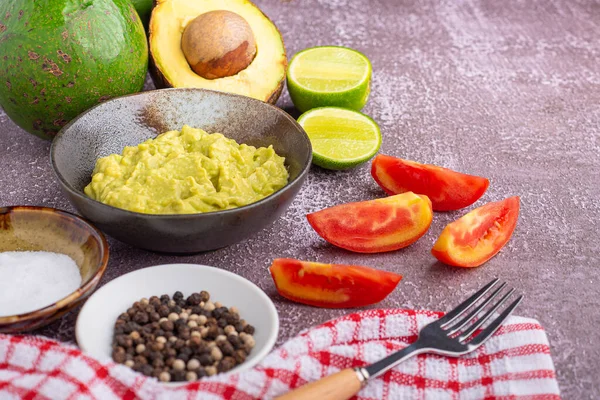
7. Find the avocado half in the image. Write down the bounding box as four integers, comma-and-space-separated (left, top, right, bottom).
149, 0, 287, 104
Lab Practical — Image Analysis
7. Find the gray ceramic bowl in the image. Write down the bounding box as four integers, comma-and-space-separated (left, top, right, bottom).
50, 88, 312, 253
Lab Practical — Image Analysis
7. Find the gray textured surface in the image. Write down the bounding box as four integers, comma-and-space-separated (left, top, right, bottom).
0, 0, 599, 397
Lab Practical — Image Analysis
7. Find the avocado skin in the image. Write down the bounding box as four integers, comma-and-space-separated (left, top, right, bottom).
130, 0, 152, 30
0, 0, 148, 140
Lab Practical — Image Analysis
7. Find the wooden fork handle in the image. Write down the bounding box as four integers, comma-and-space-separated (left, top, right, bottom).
274, 368, 365, 400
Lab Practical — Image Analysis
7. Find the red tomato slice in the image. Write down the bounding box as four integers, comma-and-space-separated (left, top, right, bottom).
371, 154, 490, 211
269, 258, 402, 308
432, 196, 520, 267
307, 192, 433, 253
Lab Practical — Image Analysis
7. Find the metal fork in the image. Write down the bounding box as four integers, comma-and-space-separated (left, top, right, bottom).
276, 278, 523, 400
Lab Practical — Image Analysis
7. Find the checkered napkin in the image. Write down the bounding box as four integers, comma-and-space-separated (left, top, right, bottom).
0, 309, 560, 400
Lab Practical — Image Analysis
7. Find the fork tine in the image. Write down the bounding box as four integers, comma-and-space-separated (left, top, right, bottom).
438, 278, 499, 326
460, 290, 521, 343
446, 282, 507, 335
467, 295, 523, 348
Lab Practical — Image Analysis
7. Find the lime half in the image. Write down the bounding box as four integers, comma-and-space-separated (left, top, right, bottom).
287, 46, 372, 113
298, 107, 381, 170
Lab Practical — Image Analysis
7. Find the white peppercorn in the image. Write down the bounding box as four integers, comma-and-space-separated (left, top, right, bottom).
173, 359, 185, 371
159, 371, 171, 382
211, 346, 223, 361
187, 359, 200, 371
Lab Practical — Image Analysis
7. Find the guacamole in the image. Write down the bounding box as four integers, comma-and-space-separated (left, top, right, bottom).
84, 125, 289, 214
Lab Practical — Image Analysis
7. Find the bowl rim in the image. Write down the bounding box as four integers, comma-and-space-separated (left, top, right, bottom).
74, 263, 280, 384
50, 87, 313, 219
0, 205, 110, 323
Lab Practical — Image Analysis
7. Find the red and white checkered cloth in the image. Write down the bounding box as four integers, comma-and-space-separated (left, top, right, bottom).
0, 309, 560, 400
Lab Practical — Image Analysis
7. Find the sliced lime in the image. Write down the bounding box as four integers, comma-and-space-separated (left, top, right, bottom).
287, 46, 372, 113
298, 107, 381, 170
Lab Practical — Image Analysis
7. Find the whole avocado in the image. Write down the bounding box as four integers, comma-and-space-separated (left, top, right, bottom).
0, 0, 148, 140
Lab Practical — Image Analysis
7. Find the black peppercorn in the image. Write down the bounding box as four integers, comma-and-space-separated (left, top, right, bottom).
217, 356, 236, 373
191, 306, 203, 315
197, 353, 213, 366
187, 293, 202, 306
173, 291, 184, 301
172, 305, 182, 314
243, 325, 255, 335
140, 364, 153, 376
150, 312, 161, 322
228, 335, 242, 350
225, 313, 239, 325
171, 370, 186, 382
158, 305, 170, 317
196, 368, 208, 378
205, 325, 219, 340
217, 318, 228, 328
234, 349, 247, 364
212, 307, 226, 319
160, 320, 174, 331
218, 340, 234, 356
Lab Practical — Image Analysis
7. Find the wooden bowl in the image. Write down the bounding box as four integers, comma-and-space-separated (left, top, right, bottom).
0, 206, 109, 333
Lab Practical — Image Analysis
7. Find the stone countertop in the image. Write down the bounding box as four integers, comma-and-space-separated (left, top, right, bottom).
1, 0, 599, 397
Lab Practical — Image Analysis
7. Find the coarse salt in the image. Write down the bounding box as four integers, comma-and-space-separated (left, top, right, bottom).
0, 251, 82, 317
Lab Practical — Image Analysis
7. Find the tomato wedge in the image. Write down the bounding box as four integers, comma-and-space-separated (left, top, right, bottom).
269, 258, 402, 308
432, 196, 520, 267
371, 154, 490, 211
307, 192, 433, 253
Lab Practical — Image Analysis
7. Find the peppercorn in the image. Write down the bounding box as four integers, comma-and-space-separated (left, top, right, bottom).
171, 370, 186, 382
225, 313, 239, 325
197, 353, 212, 366
234, 349, 247, 364
173, 291, 184, 301
211, 346, 223, 361
212, 307, 226, 319
112, 350, 126, 363
160, 320, 174, 331
228, 335, 242, 350
140, 364, 153, 376
157, 305, 170, 317
218, 356, 236, 373
218, 340, 234, 356
159, 371, 171, 382
187, 293, 202, 306
187, 359, 200, 371
198, 291, 209, 302
112, 292, 255, 382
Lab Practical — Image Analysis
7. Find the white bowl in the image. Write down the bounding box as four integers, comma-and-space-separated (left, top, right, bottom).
76, 263, 279, 380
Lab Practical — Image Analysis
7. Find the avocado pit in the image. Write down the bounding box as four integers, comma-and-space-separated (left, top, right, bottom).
181, 10, 257, 80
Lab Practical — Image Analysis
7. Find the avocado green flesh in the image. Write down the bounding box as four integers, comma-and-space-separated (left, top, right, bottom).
0, 0, 148, 140
84, 126, 290, 214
